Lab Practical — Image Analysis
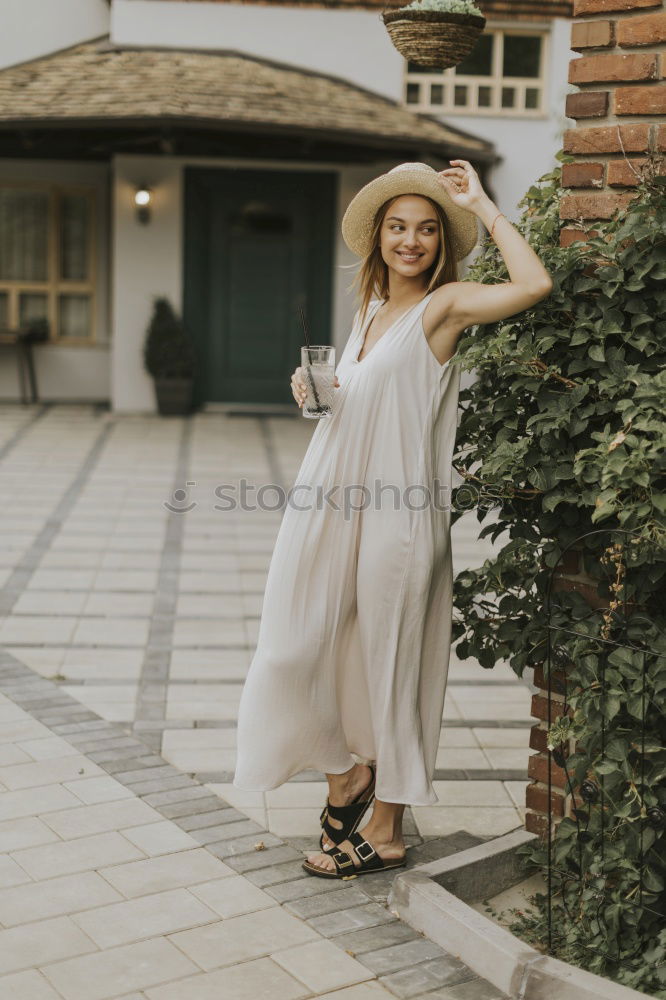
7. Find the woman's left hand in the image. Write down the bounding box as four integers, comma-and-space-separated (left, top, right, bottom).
436, 160, 487, 211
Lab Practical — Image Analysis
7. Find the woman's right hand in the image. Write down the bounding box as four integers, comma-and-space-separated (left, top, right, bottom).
290, 367, 340, 408
291, 366, 308, 408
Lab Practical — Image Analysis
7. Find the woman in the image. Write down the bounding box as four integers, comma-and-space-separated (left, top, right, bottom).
233, 160, 552, 879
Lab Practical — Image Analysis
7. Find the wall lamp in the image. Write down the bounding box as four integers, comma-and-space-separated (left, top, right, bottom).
134, 185, 152, 225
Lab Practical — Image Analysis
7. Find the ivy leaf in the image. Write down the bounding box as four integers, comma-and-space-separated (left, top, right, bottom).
605, 696, 623, 720
543, 492, 567, 513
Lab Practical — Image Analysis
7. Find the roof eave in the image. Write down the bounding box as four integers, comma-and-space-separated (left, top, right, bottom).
0, 115, 498, 163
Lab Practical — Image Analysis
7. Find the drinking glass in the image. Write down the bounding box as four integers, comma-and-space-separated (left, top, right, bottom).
300, 346, 336, 419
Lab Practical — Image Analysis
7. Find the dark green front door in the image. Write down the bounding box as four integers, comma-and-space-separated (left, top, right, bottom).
184, 167, 336, 406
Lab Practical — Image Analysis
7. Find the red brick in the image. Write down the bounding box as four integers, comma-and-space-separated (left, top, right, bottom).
563, 123, 650, 154
525, 811, 550, 838
607, 156, 647, 185
552, 568, 594, 591
567, 787, 595, 814
615, 85, 666, 116
618, 10, 666, 46
529, 724, 549, 752
569, 52, 658, 84
550, 572, 617, 605
532, 664, 567, 693
562, 161, 605, 187
531, 694, 568, 723
565, 91, 609, 119
571, 19, 615, 50
558, 191, 631, 218
526, 782, 565, 816
609, 155, 666, 184
559, 548, 581, 574
528, 752, 569, 788
574, 0, 661, 13
656, 124, 666, 151
559, 227, 599, 247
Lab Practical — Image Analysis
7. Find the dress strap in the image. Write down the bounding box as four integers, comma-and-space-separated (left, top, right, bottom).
418, 290, 436, 313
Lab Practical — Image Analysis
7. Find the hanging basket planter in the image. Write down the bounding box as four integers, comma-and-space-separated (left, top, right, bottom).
382, 8, 486, 71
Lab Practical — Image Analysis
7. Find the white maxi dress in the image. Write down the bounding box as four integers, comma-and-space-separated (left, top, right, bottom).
233, 290, 460, 806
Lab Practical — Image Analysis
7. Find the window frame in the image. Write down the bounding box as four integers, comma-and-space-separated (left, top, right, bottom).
0, 181, 97, 345
403, 25, 550, 118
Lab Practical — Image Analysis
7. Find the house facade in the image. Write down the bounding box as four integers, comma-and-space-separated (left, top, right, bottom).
0, 0, 573, 411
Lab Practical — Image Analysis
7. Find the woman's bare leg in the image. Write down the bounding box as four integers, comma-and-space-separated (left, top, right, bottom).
321, 762, 374, 849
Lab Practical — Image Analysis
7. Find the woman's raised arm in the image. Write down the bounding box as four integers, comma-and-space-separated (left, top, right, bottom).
432, 160, 553, 332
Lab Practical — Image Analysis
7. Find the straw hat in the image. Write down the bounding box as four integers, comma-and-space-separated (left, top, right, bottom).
341, 162, 478, 261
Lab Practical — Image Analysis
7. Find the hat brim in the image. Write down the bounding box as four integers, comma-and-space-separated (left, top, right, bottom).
341, 166, 479, 262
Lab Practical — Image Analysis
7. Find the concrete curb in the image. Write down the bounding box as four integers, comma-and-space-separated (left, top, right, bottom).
388, 829, 648, 1000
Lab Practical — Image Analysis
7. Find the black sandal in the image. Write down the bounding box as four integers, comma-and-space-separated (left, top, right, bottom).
318, 764, 376, 852
303, 831, 407, 880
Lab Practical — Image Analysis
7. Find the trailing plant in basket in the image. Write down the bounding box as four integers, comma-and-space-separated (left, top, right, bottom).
451, 150, 666, 996
382, 0, 485, 69
402, 0, 483, 14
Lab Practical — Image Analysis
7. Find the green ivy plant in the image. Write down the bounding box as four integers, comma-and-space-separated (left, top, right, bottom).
451, 150, 666, 996
403, 0, 483, 14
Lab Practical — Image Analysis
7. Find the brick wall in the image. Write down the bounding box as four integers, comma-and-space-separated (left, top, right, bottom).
559, 0, 666, 247
526, 0, 664, 838
525, 549, 608, 838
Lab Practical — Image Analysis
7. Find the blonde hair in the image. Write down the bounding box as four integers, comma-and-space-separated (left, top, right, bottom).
351, 194, 458, 328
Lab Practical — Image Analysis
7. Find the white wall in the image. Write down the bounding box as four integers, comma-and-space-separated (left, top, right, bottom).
111, 150, 480, 413
0, 159, 110, 403
111, 0, 404, 100
111, 153, 395, 412
0, 147, 469, 412
0, 0, 109, 69
0, 344, 110, 402
0, 0, 575, 409
111, 1, 575, 219
111, 156, 183, 412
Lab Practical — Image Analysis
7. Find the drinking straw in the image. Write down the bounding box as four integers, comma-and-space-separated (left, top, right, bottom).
299, 306, 311, 349
299, 306, 323, 412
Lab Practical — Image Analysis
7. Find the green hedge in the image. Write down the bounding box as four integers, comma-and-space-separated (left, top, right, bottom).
451, 152, 666, 996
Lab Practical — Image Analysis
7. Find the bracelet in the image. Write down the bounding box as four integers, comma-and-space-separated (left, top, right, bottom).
489, 211, 505, 240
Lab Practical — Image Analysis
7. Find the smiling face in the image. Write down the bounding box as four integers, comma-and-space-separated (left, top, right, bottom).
379, 194, 441, 278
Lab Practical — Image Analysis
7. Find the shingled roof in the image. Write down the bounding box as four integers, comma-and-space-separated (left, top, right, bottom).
0, 39, 496, 163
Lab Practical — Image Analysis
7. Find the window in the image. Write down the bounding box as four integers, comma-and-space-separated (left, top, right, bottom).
404, 29, 547, 116
0, 184, 95, 342
406, 82, 420, 104
502, 34, 541, 78
430, 84, 444, 106
454, 33, 493, 77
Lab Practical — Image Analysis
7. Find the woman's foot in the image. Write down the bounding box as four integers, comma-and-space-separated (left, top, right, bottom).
321, 763, 374, 851
308, 819, 406, 873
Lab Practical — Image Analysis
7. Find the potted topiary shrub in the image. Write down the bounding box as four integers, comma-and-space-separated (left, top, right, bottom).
143, 297, 195, 416
382, 0, 486, 70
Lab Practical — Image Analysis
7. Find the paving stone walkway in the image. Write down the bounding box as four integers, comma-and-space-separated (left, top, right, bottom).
0, 404, 535, 999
